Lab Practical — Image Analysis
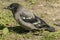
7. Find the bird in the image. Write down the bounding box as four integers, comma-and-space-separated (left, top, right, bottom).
4, 3, 55, 32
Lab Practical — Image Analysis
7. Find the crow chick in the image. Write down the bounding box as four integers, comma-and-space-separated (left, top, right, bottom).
4, 3, 55, 32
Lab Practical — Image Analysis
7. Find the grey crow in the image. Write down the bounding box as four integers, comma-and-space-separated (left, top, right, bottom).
4, 3, 55, 32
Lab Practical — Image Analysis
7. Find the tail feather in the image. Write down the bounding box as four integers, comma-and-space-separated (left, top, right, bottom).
45, 25, 55, 32
46, 27, 55, 32
34, 15, 55, 32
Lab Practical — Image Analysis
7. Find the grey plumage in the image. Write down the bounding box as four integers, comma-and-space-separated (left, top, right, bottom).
4, 3, 55, 32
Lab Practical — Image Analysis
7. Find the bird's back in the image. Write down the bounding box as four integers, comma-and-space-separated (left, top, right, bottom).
17, 7, 35, 18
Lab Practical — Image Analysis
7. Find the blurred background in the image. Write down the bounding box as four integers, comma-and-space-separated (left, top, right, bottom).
0, 0, 60, 40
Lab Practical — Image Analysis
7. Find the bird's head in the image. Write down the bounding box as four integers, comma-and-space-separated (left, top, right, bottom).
4, 3, 22, 13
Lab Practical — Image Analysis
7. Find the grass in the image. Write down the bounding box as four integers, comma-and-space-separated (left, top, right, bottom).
46, 0, 57, 3
0, 0, 60, 40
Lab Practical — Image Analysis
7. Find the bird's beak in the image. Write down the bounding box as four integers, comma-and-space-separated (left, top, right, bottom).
3, 7, 8, 9
3, 6, 10, 9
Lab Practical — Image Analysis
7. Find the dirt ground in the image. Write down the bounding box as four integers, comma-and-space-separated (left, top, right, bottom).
0, 0, 60, 40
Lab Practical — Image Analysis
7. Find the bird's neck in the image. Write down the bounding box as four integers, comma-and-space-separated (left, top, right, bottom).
12, 9, 17, 14
12, 6, 22, 14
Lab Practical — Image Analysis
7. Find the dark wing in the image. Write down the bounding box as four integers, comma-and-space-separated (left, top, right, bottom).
16, 13, 39, 30
20, 13, 45, 28
20, 13, 37, 23
19, 12, 55, 32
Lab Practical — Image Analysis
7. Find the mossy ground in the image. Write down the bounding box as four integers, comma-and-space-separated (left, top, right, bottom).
0, 0, 60, 40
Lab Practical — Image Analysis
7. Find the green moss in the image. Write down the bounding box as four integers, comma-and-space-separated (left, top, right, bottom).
55, 19, 60, 21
